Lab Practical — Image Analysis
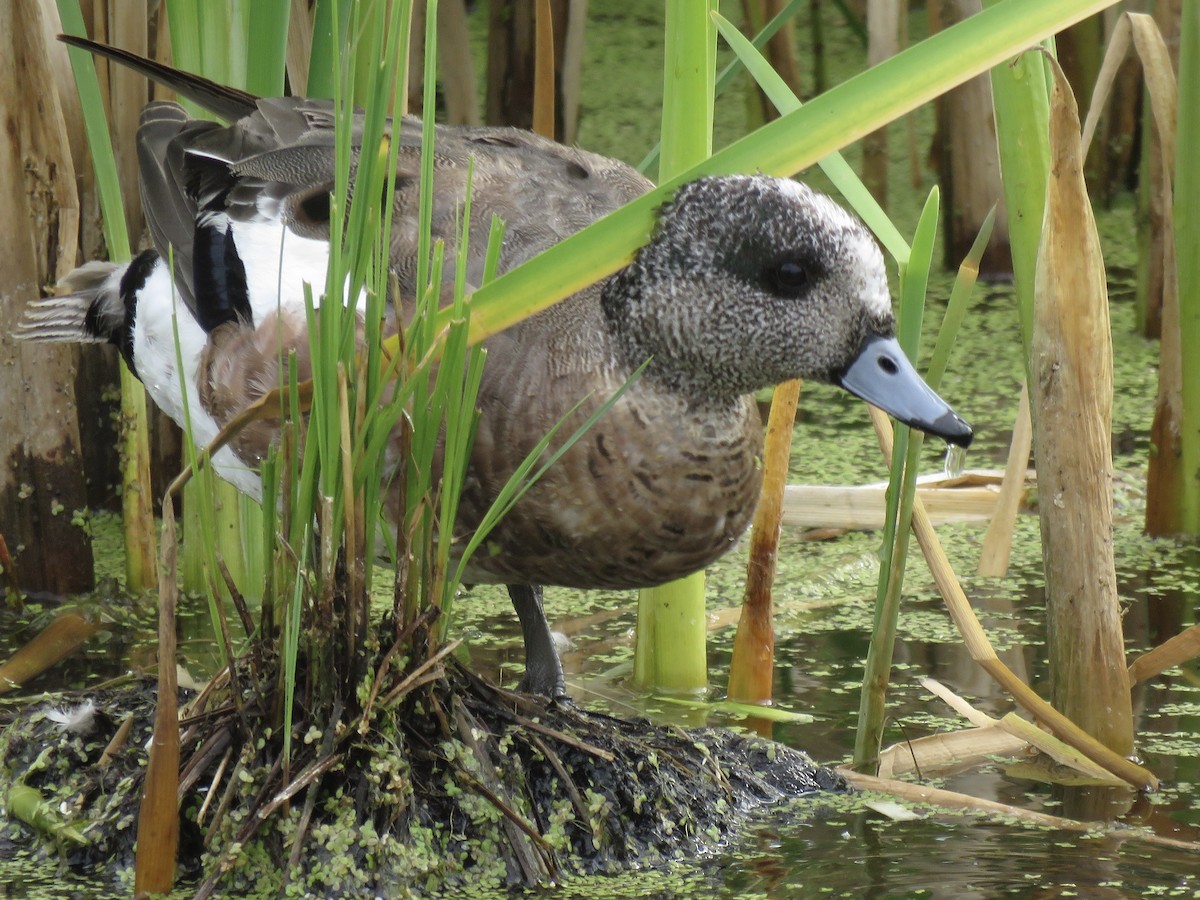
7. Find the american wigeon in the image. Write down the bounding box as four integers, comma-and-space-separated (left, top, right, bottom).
19, 37, 971, 696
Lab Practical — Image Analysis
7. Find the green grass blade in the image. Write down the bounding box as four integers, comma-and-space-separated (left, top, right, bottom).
658, 0, 716, 180
639, 0, 806, 174
927, 206, 997, 391
306, 0, 349, 98
163, 10, 268, 604
712, 10, 909, 262
853, 188, 940, 770
164, 0, 203, 104
897, 190, 940, 356
987, 35, 1051, 360
452, 364, 650, 589
635, 0, 717, 695
656, 695, 815, 724
55, 3, 130, 259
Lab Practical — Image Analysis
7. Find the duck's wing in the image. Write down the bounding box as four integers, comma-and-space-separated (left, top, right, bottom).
135, 104, 206, 311
66, 36, 652, 328
386, 124, 653, 298
61, 37, 339, 325
132, 91, 356, 330
158, 111, 652, 323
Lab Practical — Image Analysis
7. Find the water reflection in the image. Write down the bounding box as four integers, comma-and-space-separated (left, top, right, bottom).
721, 815, 1200, 898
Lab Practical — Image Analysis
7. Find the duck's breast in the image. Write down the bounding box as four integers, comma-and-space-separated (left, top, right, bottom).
457, 335, 764, 589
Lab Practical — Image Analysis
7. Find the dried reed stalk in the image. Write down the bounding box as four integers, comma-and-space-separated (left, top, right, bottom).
1033, 58, 1132, 756
728, 379, 802, 703
0, 0, 94, 594
869, 406, 1156, 790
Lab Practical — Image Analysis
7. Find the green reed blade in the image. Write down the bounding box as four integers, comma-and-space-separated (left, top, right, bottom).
57, 0, 158, 593
853, 188, 940, 769
639, 0, 806, 175
634, 0, 717, 696
927, 206, 997, 391
245, 0, 291, 96
712, 10, 909, 261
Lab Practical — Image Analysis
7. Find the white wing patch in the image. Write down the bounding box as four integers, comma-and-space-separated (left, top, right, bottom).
229, 219, 368, 321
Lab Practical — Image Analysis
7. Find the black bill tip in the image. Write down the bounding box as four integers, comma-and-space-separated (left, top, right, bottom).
838, 334, 973, 448
927, 409, 973, 448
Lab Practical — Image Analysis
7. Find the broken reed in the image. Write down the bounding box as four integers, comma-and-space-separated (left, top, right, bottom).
990, 30, 1132, 756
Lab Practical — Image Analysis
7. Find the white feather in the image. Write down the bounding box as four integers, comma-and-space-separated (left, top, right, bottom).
45, 699, 97, 735
130, 259, 264, 497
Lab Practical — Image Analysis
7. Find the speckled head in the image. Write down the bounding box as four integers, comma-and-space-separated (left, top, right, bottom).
604, 174, 972, 447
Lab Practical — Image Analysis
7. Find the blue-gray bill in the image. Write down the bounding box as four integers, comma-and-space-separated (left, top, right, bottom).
838, 334, 973, 448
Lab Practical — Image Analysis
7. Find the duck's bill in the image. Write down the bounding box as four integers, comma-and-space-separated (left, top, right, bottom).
838, 334, 973, 448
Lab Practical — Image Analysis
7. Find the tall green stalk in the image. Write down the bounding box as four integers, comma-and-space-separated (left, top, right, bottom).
638, 0, 806, 176
57, 1, 158, 593
711, 13, 907, 257
631, 0, 717, 695
245, 0, 290, 96
658, 0, 718, 173
1174, 1, 1200, 533
853, 189, 939, 768
306, 0, 354, 98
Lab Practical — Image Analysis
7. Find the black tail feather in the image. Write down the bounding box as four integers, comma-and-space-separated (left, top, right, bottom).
58, 34, 260, 123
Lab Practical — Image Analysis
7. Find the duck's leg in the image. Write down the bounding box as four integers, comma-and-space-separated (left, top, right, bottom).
507, 584, 567, 698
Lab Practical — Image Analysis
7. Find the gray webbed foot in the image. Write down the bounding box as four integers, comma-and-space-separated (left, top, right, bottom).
508, 583, 569, 699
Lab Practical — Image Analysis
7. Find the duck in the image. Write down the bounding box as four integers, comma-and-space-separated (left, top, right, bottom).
19, 36, 972, 697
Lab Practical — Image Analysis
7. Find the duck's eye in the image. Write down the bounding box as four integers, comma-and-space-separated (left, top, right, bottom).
771, 261, 810, 295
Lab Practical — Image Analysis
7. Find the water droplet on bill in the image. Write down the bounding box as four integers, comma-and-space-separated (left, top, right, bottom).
944, 442, 966, 479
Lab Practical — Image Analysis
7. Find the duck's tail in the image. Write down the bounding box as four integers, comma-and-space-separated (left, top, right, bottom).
15, 261, 124, 344
58, 34, 259, 123
14, 252, 155, 378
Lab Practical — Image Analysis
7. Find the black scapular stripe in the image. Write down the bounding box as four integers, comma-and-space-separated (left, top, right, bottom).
193, 218, 252, 333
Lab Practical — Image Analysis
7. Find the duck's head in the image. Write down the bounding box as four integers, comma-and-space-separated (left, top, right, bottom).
604, 175, 973, 448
